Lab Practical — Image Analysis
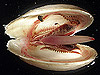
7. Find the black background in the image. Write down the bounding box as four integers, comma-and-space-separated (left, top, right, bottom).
0, 0, 100, 75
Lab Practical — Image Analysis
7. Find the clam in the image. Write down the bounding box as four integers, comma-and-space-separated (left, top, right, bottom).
5, 4, 97, 71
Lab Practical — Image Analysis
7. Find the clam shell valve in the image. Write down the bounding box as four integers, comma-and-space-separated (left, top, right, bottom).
5, 4, 97, 71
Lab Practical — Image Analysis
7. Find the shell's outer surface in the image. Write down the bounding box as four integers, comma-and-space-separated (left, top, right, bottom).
5, 4, 97, 71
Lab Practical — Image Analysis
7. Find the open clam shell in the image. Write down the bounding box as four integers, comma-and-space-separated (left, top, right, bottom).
5, 4, 97, 71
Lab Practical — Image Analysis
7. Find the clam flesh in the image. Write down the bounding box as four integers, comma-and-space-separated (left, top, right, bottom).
5, 4, 97, 71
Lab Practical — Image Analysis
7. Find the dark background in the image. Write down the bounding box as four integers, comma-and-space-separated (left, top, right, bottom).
0, 0, 100, 75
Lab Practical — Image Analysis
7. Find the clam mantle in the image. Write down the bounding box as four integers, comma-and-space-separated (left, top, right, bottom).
5, 4, 97, 71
